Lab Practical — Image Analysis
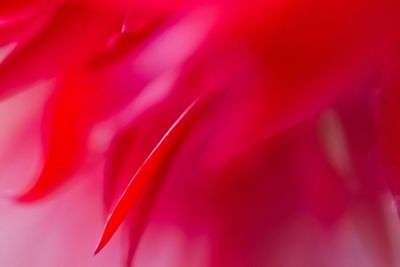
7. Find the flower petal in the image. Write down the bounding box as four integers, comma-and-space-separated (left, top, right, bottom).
0, 2, 118, 98
95, 99, 202, 254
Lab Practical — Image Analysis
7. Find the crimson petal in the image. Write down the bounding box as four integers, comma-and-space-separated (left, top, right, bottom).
95, 99, 202, 254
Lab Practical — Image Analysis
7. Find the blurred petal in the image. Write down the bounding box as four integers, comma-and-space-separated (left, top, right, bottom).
0, 2, 119, 98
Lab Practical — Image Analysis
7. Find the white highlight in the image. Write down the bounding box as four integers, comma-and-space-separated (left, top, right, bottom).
0, 43, 16, 64
134, 6, 216, 76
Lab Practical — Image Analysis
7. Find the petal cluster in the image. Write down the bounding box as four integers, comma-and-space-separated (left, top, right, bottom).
0, 0, 400, 266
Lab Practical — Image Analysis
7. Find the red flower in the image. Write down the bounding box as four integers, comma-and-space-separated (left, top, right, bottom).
0, 0, 400, 266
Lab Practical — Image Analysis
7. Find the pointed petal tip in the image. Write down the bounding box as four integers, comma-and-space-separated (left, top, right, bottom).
94, 217, 116, 255
94, 226, 113, 255
0, 188, 44, 205
12, 188, 42, 203
93, 242, 103, 255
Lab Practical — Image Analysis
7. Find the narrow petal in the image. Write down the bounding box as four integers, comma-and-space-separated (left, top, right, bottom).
95, 99, 200, 254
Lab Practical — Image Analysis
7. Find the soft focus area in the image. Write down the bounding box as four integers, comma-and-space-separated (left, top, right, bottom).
0, 1, 400, 266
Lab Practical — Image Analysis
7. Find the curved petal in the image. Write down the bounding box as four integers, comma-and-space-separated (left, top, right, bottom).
95, 99, 203, 254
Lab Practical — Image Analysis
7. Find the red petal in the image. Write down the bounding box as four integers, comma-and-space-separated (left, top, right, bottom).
0, 2, 118, 98
95, 99, 201, 254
